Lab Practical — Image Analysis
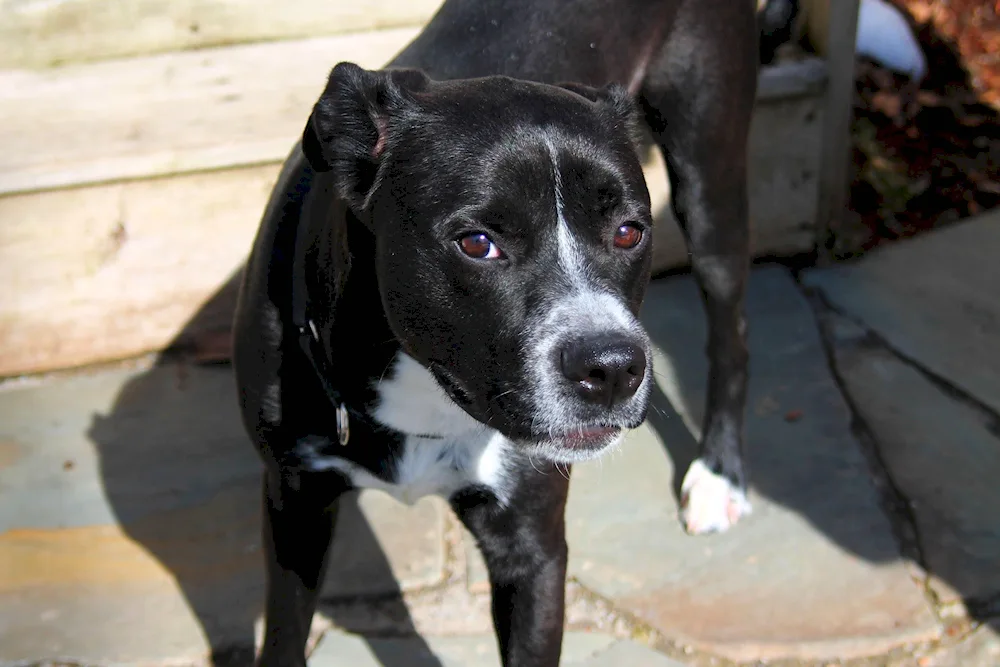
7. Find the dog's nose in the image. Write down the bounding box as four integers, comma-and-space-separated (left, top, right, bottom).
560, 335, 646, 407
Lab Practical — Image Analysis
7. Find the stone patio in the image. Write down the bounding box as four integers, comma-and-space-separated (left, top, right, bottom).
2, 213, 999, 666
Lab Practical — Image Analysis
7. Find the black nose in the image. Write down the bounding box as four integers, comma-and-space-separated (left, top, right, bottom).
560, 335, 647, 407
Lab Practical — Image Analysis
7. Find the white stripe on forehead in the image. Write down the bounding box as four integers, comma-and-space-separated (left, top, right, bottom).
544, 138, 588, 285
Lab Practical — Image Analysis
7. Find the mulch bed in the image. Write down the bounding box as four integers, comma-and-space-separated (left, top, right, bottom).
838, 0, 1000, 257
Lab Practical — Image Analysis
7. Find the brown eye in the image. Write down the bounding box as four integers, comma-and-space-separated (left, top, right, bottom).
613, 223, 643, 249
458, 233, 504, 259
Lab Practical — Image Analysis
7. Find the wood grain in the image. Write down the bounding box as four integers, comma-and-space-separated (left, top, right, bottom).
0, 27, 420, 196
0, 164, 278, 376
0, 0, 441, 68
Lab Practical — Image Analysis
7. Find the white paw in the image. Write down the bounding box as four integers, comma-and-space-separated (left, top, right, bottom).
679, 459, 752, 535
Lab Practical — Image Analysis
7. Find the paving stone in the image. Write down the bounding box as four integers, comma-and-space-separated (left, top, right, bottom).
0, 363, 259, 664
0, 362, 445, 664
579, 640, 687, 667
803, 212, 1000, 416
308, 631, 619, 666
565, 266, 939, 662
905, 620, 1000, 667
823, 313, 1000, 605
462, 526, 491, 594
321, 493, 446, 599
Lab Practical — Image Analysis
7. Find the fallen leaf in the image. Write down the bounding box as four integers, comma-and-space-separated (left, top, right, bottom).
872, 90, 904, 118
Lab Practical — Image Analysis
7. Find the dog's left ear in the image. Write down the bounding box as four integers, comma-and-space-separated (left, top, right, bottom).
303, 62, 430, 211
558, 82, 644, 149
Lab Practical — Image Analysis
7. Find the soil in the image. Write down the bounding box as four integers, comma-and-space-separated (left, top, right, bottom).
836, 0, 1000, 257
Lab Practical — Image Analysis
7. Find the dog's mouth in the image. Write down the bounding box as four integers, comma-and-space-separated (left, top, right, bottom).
522, 424, 627, 463
428, 361, 634, 459
535, 425, 621, 449
428, 361, 477, 407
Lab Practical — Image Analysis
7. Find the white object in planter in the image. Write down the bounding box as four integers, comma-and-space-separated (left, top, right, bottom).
803, 0, 927, 80
855, 0, 928, 80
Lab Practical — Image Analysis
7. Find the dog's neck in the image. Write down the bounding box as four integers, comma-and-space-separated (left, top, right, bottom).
292, 185, 399, 422
294, 177, 354, 335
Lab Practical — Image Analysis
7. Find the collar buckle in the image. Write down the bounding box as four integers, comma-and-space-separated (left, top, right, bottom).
335, 402, 350, 447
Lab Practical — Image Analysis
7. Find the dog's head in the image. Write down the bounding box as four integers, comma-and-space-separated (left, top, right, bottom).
304, 62, 654, 463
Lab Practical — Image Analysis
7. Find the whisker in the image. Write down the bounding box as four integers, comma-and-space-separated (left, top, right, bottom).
377, 357, 396, 385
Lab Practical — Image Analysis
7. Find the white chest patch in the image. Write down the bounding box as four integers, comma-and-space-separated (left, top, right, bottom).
299, 353, 515, 506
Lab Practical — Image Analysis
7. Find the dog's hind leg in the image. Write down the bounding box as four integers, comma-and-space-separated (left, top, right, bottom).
638, 0, 758, 535
257, 468, 347, 666
452, 471, 570, 667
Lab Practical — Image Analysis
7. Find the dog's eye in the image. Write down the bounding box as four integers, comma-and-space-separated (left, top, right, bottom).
613, 223, 643, 250
457, 233, 505, 260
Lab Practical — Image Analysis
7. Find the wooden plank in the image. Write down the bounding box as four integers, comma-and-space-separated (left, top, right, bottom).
0, 27, 420, 196
0, 164, 279, 377
0, 0, 442, 69
0, 40, 828, 200
815, 0, 860, 258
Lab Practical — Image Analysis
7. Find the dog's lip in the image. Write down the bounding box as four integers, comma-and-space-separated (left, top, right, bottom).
425, 362, 632, 447
428, 361, 475, 406
540, 426, 622, 448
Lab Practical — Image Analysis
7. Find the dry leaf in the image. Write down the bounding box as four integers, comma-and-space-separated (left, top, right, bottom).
872, 90, 904, 117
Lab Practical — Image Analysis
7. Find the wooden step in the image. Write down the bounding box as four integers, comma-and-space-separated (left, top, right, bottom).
0, 0, 443, 69
0, 27, 421, 196
0, 28, 826, 377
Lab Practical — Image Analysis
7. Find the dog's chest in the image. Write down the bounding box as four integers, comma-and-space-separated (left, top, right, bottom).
302, 353, 514, 505
353, 432, 509, 505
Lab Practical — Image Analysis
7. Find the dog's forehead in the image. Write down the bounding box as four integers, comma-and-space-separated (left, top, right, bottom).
430, 76, 597, 121
492, 122, 652, 209
482, 132, 629, 201
416, 77, 622, 151
387, 77, 647, 224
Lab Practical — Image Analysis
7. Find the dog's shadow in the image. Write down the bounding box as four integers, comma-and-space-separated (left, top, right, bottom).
640, 258, 904, 567
86, 270, 443, 667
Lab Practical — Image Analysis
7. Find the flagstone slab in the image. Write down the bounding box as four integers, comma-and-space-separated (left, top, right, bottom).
0, 363, 445, 664
563, 267, 939, 662
580, 640, 688, 667
822, 313, 1000, 605
802, 212, 1000, 416
309, 631, 625, 667
915, 621, 1000, 667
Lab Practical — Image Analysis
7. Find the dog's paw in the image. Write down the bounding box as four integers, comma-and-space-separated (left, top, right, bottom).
679, 459, 751, 535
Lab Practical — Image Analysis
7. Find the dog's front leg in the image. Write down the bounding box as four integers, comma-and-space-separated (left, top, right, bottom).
258, 467, 347, 667
453, 472, 570, 666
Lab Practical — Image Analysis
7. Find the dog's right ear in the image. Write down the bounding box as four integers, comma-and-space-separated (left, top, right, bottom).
557, 81, 644, 151
302, 62, 429, 211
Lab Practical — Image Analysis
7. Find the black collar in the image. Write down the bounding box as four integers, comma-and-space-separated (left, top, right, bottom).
289, 187, 443, 446
291, 206, 353, 446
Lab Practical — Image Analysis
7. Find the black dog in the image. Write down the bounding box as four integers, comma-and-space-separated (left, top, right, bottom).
233, 0, 757, 664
